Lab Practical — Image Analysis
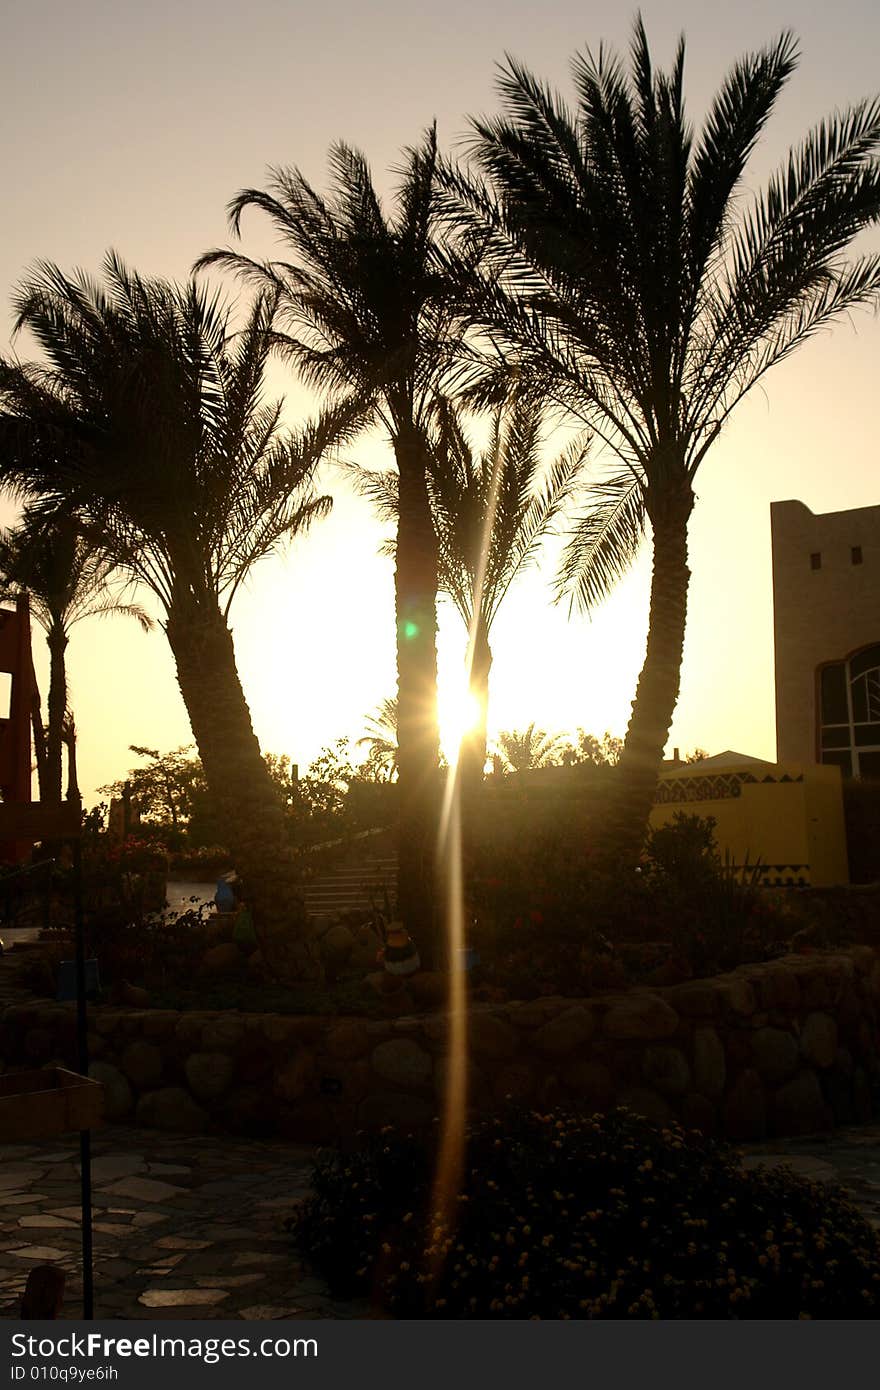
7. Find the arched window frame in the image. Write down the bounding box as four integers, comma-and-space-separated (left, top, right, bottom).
817, 643, 880, 777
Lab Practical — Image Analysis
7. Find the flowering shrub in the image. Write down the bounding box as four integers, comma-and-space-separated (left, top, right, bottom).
105, 835, 170, 873
290, 1108, 880, 1319
467, 812, 793, 994
85, 900, 215, 987
168, 844, 233, 876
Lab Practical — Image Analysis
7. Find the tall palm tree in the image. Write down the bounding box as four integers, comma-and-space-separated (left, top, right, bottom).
349, 394, 588, 778
198, 128, 481, 958
495, 723, 569, 773
0, 509, 151, 805
0, 254, 354, 980
445, 17, 880, 864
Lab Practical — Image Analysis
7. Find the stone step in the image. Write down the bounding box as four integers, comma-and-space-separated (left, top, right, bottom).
302, 853, 398, 915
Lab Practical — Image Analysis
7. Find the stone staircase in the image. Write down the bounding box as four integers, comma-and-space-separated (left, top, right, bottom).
301, 833, 398, 920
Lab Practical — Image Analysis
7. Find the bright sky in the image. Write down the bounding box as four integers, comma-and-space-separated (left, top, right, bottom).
2, 0, 879, 805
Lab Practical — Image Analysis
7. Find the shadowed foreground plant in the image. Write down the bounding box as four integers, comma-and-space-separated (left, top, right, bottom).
290, 1107, 880, 1318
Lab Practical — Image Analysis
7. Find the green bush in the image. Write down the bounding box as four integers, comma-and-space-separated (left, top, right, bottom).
468, 811, 793, 994
290, 1107, 880, 1319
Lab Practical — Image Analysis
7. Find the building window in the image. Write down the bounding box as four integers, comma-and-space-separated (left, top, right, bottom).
818, 643, 880, 778
852, 545, 863, 565
810, 552, 822, 570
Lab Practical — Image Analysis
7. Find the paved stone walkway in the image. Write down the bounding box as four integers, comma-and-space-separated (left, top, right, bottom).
0, 1128, 369, 1321
3, 1123, 880, 1320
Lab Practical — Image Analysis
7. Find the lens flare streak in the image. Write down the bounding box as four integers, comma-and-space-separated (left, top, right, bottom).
429, 420, 507, 1292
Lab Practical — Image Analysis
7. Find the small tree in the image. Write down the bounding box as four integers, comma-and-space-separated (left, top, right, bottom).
348, 396, 587, 780
495, 723, 570, 772
100, 745, 208, 841
565, 730, 624, 767
0, 509, 151, 805
357, 698, 399, 783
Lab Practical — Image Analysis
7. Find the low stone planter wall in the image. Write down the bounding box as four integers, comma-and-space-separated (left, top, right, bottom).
2, 948, 878, 1143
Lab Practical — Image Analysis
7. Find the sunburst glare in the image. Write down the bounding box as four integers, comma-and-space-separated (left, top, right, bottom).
437, 680, 482, 767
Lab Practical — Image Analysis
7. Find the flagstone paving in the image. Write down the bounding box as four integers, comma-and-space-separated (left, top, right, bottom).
0, 1128, 369, 1321
2, 1122, 880, 1320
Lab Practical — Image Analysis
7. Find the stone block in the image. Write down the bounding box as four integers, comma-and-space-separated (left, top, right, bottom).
120, 1040, 163, 1089
714, 978, 757, 1016
185, 1051, 235, 1102
562, 1059, 615, 1111
771, 1070, 829, 1137
722, 1069, 766, 1141
535, 1006, 595, 1055
201, 1017, 245, 1052
273, 1049, 316, 1102
800, 1012, 838, 1069
135, 1086, 208, 1134
679, 1092, 718, 1136
88, 1061, 133, 1119
468, 1013, 519, 1060
371, 1038, 433, 1090
750, 1027, 799, 1086
692, 1027, 726, 1100
603, 995, 679, 1041
324, 1021, 371, 1061
642, 1045, 691, 1096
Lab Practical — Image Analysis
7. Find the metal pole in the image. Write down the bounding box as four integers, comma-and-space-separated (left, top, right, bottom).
72, 838, 94, 1319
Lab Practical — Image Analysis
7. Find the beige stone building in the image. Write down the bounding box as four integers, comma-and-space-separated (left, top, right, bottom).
771, 499, 880, 775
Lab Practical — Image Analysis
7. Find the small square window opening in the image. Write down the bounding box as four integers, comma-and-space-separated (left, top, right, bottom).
851, 545, 863, 565
810, 552, 821, 571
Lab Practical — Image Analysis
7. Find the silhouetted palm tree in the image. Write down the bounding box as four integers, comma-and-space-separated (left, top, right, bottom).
446, 17, 880, 863
0, 509, 151, 804
0, 254, 354, 980
198, 128, 481, 958
357, 696, 399, 782
349, 395, 588, 777
496, 723, 569, 772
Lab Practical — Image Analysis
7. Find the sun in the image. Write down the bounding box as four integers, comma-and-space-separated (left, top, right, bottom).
437, 679, 482, 765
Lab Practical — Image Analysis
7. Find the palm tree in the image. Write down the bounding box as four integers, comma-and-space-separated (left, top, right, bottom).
445, 17, 880, 864
495, 723, 569, 773
348, 394, 588, 778
0, 254, 354, 980
0, 508, 151, 805
357, 697, 399, 782
197, 128, 481, 959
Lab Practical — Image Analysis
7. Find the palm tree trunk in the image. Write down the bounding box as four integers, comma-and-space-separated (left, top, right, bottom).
63, 718, 79, 803
165, 601, 322, 983
597, 480, 694, 869
45, 627, 68, 805
393, 427, 441, 965
31, 695, 48, 803
462, 619, 492, 788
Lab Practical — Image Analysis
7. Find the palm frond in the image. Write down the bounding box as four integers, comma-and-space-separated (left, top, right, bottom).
557, 472, 647, 616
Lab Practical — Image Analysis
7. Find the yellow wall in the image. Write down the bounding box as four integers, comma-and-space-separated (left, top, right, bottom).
649, 760, 849, 887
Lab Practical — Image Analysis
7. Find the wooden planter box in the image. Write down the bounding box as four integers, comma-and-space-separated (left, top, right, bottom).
0, 1068, 104, 1142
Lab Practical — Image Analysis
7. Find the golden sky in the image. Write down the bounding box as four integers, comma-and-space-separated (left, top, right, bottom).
2, 0, 879, 804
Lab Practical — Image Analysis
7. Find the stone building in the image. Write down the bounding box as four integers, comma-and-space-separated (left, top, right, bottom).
771, 499, 880, 776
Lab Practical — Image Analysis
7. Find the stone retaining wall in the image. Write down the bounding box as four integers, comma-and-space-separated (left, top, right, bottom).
2, 948, 878, 1143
